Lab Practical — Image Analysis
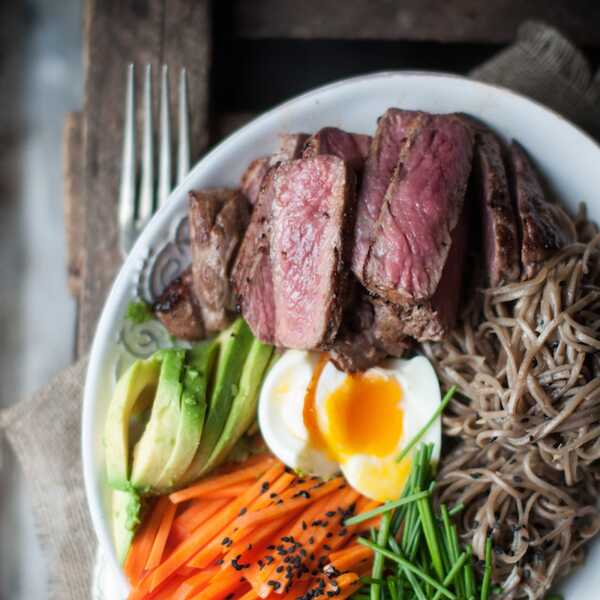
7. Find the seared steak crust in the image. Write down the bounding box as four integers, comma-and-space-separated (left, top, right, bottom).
153, 267, 204, 341
473, 129, 521, 286
510, 141, 576, 279
189, 188, 251, 332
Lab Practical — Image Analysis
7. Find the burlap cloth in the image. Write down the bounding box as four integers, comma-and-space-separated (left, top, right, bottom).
2, 20, 600, 600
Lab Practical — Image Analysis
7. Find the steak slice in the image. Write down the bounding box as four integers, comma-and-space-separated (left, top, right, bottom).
510, 141, 576, 279
189, 188, 251, 332
329, 285, 410, 372
239, 133, 309, 205
303, 127, 372, 172
153, 267, 204, 341
240, 157, 270, 206
233, 170, 277, 343
270, 156, 355, 349
394, 208, 469, 340
472, 128, 520, 286
357, 110, 474, 305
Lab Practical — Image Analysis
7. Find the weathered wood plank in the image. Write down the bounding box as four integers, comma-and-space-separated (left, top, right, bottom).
62, 112, 84, 298
78, 0, 211, 355
229, 0, 600, 45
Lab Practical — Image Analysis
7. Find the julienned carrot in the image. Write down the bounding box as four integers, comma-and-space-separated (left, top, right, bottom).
239, 590, 260, 600
146, 501, 177, 570
324, 572, 361, 600
188, 567, 243, 600
148, 462, 285, 592
151, 576, 187, 600
202, 483, 252, 499
188, 473, 296, 569
170, 455, 275, 504
282, 580, 310, 600
233, 477, 345, 529
326, 544, 373, 573
173, 498, 229, 539
173, 566, 219, 600
125, 497, 170, 585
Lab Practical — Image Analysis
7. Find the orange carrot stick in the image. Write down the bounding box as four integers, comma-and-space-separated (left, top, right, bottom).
125, 497, 170, 585
324, 572, 361, 600
173, 498, 229, 539
233, 478, 345, 530
172, 566, 219, 600
325, 544, 372, 574
146, 500, 177, 570
202, 483, 251, 499
188, 567, 242, 600
149, 462, 284, 592
170, 456, 275, 504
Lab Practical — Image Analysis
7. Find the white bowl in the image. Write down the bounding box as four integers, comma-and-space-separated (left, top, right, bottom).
82, 71, 600, 596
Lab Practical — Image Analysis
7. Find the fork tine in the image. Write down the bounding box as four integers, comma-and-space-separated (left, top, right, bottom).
118, 64, 136, 254
157, 65, 172, 208
177, 67, 190, 184
138, 64, 154, 228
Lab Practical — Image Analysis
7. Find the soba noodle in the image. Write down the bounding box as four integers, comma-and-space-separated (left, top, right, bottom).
424, 206, 600, 598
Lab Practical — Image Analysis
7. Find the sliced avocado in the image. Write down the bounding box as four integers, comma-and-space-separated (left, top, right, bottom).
181, 319, 254, 484
131, 348, 185, 491
112, 489, 142, 564
201, 338, 274, 475
153, 340, 218, 492
104, 357, 161, 490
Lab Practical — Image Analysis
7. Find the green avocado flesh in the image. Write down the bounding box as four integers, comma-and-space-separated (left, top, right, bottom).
153, 340, 218, 492
131, 348, 185, 491
104, 357, 161, 490
112, 489, 142, 564
202, 338, 274, 475
181, 318, 254, 484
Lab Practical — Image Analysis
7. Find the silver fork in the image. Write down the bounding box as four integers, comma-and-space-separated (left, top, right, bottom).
119, 63, 191, 255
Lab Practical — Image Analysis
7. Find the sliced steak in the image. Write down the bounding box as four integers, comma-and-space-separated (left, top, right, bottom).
510, 141, 576, 279
233, 170, 277, 343
394, 208, 469, 340
189, 188, 251, 332
303, 127, 372, 172
270, 156, 355, 349
153, 267, 204, 341
472, 128, 520, 286
239, 133, 309, 205
355, 110, 473, 305
240, 157, 270, 205
329, 286, 410, 372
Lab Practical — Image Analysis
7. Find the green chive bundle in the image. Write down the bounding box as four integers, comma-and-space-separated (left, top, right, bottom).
346, 444, 494, 600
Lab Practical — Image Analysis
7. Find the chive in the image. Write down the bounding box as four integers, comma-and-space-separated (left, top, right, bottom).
448, 502, 464, 517
345, 490, 432, 526
396, 386, 456, 463
387, 577, 399, 600
464, 544, 476, 597
390, 538, 427, 600
432, 552, 468, 600
480, 536, 493, 600
358, 538, 456, 600
416, 492, 444, 581
371, 511, 392, 600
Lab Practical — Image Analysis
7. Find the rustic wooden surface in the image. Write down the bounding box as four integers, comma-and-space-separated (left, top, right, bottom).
230, 0, 600, 45
62, 112, 83, 298
77, 0, 212, 356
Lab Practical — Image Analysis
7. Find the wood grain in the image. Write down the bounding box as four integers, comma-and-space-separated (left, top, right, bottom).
230, 0, 600, 45
78, 0, 211, 355
62, 112, 84, 298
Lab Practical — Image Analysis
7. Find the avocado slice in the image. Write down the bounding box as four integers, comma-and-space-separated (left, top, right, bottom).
181, 318, 254, 484
131, 348, 185, 491
112, 489, 142, 564
201, 338, 274, 475
104, 357, 161, 490
153, 340, 218, 492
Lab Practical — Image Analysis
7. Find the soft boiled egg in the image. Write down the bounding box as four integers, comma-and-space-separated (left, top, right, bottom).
258, 350, 442, 501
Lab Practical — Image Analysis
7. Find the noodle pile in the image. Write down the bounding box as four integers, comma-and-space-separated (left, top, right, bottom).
424, 208, 600, 598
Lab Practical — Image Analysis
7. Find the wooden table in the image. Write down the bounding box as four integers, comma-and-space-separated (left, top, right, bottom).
66, 0, 600, 358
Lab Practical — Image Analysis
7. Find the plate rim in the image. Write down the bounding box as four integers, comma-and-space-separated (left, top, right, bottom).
81, 69, 600, 591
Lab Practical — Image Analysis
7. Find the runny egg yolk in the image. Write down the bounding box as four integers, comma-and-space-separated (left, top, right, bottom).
303, 356, 404, 462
